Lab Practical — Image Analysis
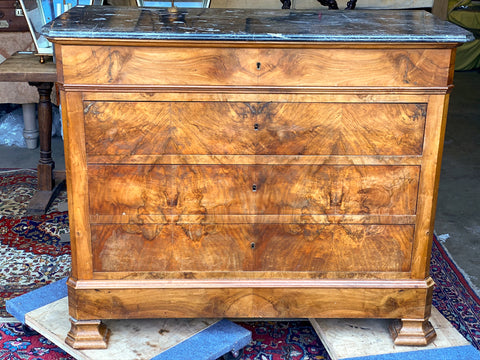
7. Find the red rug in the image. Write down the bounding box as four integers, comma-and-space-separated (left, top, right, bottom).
0, 212, 71, 320
0, 170, 479, 359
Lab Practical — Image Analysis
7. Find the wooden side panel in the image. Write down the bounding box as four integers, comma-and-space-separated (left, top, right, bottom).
60, 45, 452, 88
411, 94, 450, 278
84, 101, 426, 157
60, 91, 94, 279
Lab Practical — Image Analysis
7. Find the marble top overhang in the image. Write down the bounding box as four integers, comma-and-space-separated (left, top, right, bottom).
42, 6, 473, 43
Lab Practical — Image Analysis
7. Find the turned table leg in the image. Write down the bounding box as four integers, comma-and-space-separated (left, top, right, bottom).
22, 103, 39, 149
389, 318, 436, 346
65, 318, 110, 349
25, 81, 65, 215
29, 81, 55, 191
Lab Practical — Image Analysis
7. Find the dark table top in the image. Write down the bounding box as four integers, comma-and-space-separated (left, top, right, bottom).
42, 6, 473, 43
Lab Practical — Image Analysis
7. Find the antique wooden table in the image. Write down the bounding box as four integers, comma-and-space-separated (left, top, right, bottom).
43, 6, 472, 349
0, 52, 63, 215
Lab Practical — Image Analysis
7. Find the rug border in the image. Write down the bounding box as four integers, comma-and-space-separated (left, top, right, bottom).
433, 235, 480, 303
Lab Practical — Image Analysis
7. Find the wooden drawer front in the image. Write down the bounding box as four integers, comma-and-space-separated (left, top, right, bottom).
61, 45, 451, 88
85, 101, 425, 157
84, 101, 256, 156
91, 224, 256, 272
88, 165, 256, 216
254, 224, 414, 272
90, 224, 413, 273
256, 165, 419, 215
88, 164, 418, 217
257, 102, 426, 156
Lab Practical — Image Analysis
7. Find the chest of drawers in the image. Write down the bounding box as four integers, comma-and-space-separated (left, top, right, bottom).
44, 7, 472, 349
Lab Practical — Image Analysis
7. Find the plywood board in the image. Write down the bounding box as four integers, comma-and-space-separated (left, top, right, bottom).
310, 307, 470, 360
25, 297, 226, 360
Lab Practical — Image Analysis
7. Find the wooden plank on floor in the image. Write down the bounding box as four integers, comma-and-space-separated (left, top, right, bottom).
310, 307, 470, 360
6, 279, 251, 360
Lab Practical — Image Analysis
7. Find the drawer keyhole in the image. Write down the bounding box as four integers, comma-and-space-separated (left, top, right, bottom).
251, 242, 256, 249
252, 184, 257, 192
256, 62, 261, 70
254, 123, 259, 131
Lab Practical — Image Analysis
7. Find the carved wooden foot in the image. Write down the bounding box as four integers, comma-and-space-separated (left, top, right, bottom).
389, 318, 436, 346
65, 318, 110, 349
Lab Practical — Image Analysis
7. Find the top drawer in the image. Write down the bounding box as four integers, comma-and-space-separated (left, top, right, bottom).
59, 45, 452, 88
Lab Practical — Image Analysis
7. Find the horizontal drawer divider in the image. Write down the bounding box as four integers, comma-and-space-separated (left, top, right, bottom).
80, 91, 432, 103
70, 277, 434, 290
86, 155, 423, 166
63, 84, 453, 95
89, 214, 417, 225
91, 271, 415, 281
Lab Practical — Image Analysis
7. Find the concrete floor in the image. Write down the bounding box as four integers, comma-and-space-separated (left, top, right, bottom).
435, 70, 480, 292
0, 70, 479, 293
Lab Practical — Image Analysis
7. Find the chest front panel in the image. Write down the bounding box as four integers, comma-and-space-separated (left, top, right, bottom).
78, 93, 427, 280
55, 36, 455, 324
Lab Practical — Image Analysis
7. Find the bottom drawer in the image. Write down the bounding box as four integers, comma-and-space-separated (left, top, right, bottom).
91, 223, 414, 274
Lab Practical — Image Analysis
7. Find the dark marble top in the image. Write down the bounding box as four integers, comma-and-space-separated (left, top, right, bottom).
42, 6, 473, 43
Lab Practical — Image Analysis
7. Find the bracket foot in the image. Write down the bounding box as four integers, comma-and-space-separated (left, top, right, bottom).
65, 318, 110, 349
389, 318, 436, 346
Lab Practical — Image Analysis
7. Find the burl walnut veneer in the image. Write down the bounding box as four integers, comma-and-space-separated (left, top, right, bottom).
43, 6, 473, 349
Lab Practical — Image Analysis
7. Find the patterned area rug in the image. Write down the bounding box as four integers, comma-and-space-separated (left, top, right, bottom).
0, 169, 479, 359
0, 169, 68, 218
0, 212, 71, 319
1, 169, 71, 321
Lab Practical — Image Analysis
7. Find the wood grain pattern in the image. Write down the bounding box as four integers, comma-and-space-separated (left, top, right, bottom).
84, 101, 255, 156
90, 224, 413, 273
87, 165, 255, 216
90, 270, 415, 281
60, 91, 94, 279
255, 165, 419, 215
84, 101, 426, 156
253, 224, 414, 272
81, 92, 432, 105
54, 34, 456, 347
87, 165, 419, 216
60, 45, 452, 88
67, 285, 432, 320
411, 94, 450, 279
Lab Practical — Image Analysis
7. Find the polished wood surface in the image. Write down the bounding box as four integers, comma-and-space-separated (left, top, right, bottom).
84, 101, 426, 156
59, 45, 452, 88
67, 279, 434, 320
89, 224, 415, 273
87, 164, 419, 215
53, 37, 455, 348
